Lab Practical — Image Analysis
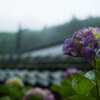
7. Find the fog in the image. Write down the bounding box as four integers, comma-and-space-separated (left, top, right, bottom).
0, 0, 100, 32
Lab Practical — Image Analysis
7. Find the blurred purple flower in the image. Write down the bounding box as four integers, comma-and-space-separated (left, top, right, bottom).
63, 67, 83, 78
23, 87, 55, 100
44, 89, 55, 100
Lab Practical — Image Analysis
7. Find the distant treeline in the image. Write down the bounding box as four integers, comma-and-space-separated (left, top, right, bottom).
0, 17, 100, 54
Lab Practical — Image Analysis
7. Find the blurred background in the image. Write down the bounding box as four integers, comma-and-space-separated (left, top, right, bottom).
0, 0, 100, 87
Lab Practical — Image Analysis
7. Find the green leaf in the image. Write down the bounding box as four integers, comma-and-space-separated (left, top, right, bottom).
89, 86, 100, 100
21, 86, 33, 95
65, 95, 96, 100
51, 84, 75, 99
61, 79, 71, 86
28, 95, 43, 100
51, 84, 60, 92
0, 96, 12, 100
75, 79, 95, 94
59, 86, 75, 99
70, 73, 95, 95
72, 79, 77, 89
0, 85, 22, 100
70, 73, 86, 81
85, 70, 95, 82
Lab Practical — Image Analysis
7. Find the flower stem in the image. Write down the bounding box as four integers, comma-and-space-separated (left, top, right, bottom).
93, 58, 100, 97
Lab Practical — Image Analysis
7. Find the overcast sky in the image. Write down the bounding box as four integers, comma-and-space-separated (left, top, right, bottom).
0, 0, 100, 32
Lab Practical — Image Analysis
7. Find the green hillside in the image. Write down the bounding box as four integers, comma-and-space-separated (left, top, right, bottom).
0, 33, 16, 54
0, 17, 100, 54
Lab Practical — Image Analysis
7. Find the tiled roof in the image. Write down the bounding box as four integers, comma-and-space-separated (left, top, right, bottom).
0, 69, 64, 86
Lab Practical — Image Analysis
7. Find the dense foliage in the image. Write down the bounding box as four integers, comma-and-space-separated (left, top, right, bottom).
0, 65, 100, 100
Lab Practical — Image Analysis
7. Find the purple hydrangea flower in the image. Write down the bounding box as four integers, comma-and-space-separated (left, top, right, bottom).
23, 87, 55, 100
69, 41, 81, 56
62, 27, 100, 62
62, 38, 73, 54
62, 38, 81, 56
82, 47, 95, 62
63, 67, 83, 78
83, 38, 99, 51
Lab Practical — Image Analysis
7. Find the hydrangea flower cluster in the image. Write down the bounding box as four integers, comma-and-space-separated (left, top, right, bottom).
63, 67, 83, 78
5, 77, 24, 87
23, 87, 55, 100
62, 27, 100, 62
